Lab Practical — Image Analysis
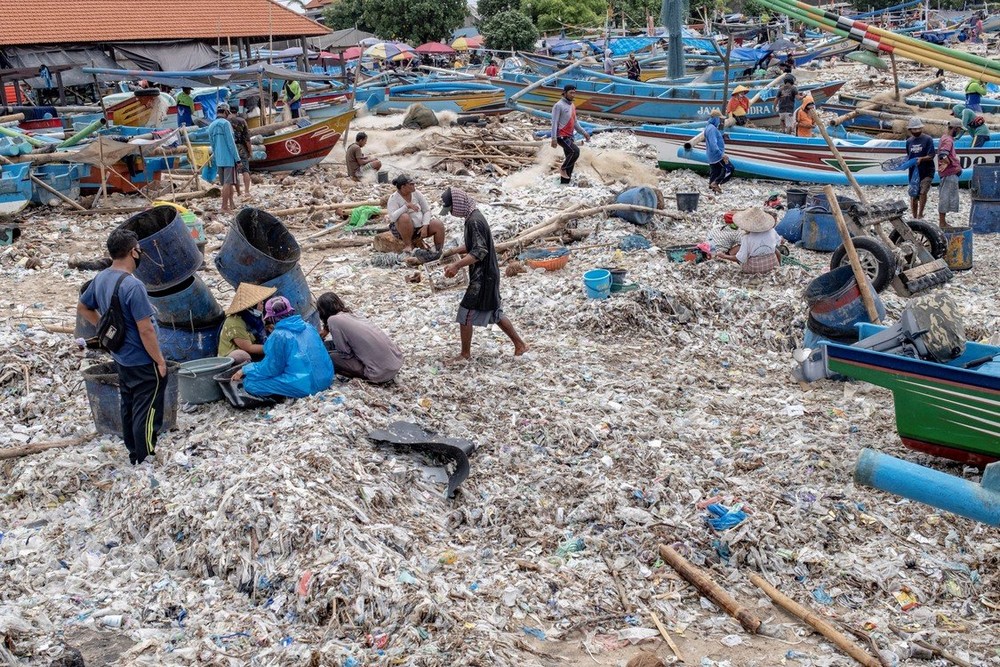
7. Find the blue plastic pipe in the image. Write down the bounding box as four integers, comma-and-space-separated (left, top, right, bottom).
855, 449, 1000, 526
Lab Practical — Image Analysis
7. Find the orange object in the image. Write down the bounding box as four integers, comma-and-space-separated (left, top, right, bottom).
525, 254, 570, 271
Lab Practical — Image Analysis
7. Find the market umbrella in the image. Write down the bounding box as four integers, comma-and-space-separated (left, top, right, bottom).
390, 51, 416, 61
416, 41, 456, 55
364, 41, 414, 60
451, 36, 484, 51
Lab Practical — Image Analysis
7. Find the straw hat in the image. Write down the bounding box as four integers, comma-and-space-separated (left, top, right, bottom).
732, 207, 777, 233
733, 84, 751, 94
226, 283, 277, 315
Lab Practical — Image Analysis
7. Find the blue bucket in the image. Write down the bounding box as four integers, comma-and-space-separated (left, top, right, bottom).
943, 226, 973, 270
82, 361, 179, 436
806, 266, 885, 336
583, 269, 612, 299
776, 207, 804, 243
801, 212, 842, 252
612, 187, 658, 225
970, 164, 1000, 201
158, 318, 224, 363
119, 206, 202, 291
969, 200, 1000, 234
147, 274, 224, 327
215, 208, 301, 287
261, 265, 314, 318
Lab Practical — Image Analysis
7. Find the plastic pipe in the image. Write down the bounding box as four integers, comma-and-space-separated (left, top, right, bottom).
0, 124, 49, 148
854, 448, 1000, 526
57, 118, 107, 149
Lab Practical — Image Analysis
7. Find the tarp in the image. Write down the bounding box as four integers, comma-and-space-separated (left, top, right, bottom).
112, 41, 220, 72
608, 36, 659, 56
1, 45, 118, 88
266, 28, 376, 51
84, 63, 345, 86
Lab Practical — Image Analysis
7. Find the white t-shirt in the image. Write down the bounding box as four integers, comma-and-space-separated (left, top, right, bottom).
387, 190, 431, 227
737, 228, 779, 263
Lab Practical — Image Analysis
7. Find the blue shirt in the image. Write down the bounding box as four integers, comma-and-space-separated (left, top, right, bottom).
243, 315, 333, 398
208, 118, 238, 168
705, 118, 725, 163
80, 269, 157, 367
905, 133, 935, 180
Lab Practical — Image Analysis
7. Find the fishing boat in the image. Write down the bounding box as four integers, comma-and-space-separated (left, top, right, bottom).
518, 51, 758, 83
79, 156, 182, 195
30, 163, 82, 206
356, 82, 505, 114
634, 123, 999, 184
0, 162, 32, 214
813, 323, 1000, 466
497, 72, 845, 124
838, 90, 1000, 115
251, 110, 353, 172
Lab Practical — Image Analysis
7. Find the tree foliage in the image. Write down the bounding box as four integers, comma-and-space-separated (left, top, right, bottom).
322, 0, 373, 32
477, 0, 521, 23
521, 0, 606, 32
323, 0, 466, 44
481, 9, 540, 51
610, 0, 662, 27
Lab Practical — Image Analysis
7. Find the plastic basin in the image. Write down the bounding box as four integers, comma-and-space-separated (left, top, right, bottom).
178, 356, 234, 405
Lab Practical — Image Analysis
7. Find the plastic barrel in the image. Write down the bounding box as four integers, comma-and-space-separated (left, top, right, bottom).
970, 164, 1000, 201
147, 274, 224, 328
583, 269, 612, 300
969, 200, 1000, 234
786, 187, 809, 209
612, 187, 658, 225
261, 265, 314, 319
800, 212, 842, 252
158, 317, 224, 363
82, 361, 179, 436
214, 208, 302, 287
676, 192, 700, 213
776, 207, 804, 243
807, 191, 860, 213
943, 226, 973, 270
805, 266, 886, 335
118, 206, 202, 291
177, 356, 234, 405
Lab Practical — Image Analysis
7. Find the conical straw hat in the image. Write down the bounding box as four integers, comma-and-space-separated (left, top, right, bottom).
226, 283, 277, 315
732, 207, 777, 233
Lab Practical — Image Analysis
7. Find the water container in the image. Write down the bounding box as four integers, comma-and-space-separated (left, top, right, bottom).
800, 212, 842, 252
177, 356, 234, 405
611, 187, 658, 225
583, 269, 612, 299
969, 200, 1000, 234
82, 361, 179, 436
158, 317, 224, 363
260, 265, 315, 319
147, 274, 224, 327
786, 187, 809, 209
117, 205, 202, 291
805, 266, 886, 335
807, 192, 861, 214
214, 208, 301, 287
676, 192, 700, 212
776, 207, 804, 243
942, 226, 973, 270
970, 163, 1000, 201
30, 163, 82, 206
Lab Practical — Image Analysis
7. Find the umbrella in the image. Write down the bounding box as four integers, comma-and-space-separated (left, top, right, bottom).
764, 38, 798, 52
451, 36, 484, 51
416, 41, 456, 55
390, 51, 416, 61
364, 41, 415, 60
314, 46, 361, 61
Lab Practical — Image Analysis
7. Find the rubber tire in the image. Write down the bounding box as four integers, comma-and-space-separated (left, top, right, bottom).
806, 314, 860, 343
829, 237, 895, 293
889, 219, 948, 259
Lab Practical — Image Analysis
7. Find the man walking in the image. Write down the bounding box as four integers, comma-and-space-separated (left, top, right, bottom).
776, 76, 800, 134
550, 84, 590, 185
78, 228, 167, 465
209, 104, 239, 212
937, 118, 962, 229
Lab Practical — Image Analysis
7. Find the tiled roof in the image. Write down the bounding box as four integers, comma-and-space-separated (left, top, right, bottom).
304, 0, 336, 9
0, 0, 329, 47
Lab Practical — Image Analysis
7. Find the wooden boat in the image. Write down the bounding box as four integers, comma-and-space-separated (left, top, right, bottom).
30, 163, 82, 206
252, 110, 353, 172
839, 90, 1000, 115
496, 72, 845, 124
79, 155, 182, 194
0, 162, 32, 214
518, 51, 757, 83
823, 323, 1000, 466
634, 123, 999, 184
356, 82, 505, 113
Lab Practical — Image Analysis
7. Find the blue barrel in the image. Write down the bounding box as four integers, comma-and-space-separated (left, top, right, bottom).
806, 266, 886, 335
611, 187, 659, 225
215, 208, 301, 287
147, 275, 224, 327
943, 226, 973, 270
970, 200, 1000, 234
970, 164, 1000, 201
30, 164, 81, 206
261, 265, 314, 317
800, 212, 842, 252
82, 361, 179, 436
118, 206, 202, 291
786, 188, 809, 209
776, 207, 804, 243
158, 318, 224, 363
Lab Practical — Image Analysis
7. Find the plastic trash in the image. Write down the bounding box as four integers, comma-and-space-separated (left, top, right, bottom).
704, 503, 748, 530
522, 626, 546, 640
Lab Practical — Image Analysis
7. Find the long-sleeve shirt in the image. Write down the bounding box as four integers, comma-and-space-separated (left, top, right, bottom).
705, 122, 725, 163
387, 190, 431, 227
325, 313, 403, 384
208, 118, 238, 168
796, 106, 815, 137
551, 97, 582, 139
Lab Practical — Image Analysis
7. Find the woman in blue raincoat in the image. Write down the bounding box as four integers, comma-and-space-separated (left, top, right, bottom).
231, 296, 333, 398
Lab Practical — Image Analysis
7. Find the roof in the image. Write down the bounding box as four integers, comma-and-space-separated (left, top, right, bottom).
304, 0, 335, 8
0, 0, 329, 47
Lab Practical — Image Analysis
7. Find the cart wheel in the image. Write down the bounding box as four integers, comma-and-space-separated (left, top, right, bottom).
889, 219, 948, 259
829, 237, 896, 293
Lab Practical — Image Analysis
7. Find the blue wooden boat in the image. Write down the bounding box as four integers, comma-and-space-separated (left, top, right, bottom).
356, 81, 505, 113
496, 72, 845, 124
0, 163, 32, 214
898, 81, 1000, 113
30, 163, 83, 206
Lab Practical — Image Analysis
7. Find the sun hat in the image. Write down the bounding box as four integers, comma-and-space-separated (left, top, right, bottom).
947, 118, 963, 129
907, 116, 924, 130
264, 295, 295, 322
733, 84, 751, 94
217, 103, 230, 113
226, 283, 277, 316
732, 207, 777, 233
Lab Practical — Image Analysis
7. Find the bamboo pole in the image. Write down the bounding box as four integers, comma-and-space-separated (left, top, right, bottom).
824, 184, 881, 324
0, 153, 86, 210
0, 113, 26, 124
507, 57, 585, 107
659, 545, 762, 634
830, 75, 946, 126
270, 199, 382, 217
0, 435, 94, 460
889, 52, 900, 101
810, 109, 870, 208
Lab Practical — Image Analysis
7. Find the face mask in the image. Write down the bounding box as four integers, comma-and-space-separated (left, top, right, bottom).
248, 308, 262, 318
132, 249, 142, 268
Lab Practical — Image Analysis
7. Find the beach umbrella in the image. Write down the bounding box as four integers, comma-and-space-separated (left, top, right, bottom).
390, 51, 416, 61
416, 41, 456, 55
364, 41, 415, 60
451, 36, 484, 51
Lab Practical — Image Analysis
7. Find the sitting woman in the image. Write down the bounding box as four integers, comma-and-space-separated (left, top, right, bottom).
318, 292, 403, 383
232, 296, 333, 398
218, 283, 276, 364
715, 207, 783, 274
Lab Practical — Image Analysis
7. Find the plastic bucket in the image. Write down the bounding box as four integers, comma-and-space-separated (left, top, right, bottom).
583, 269, 612, 300
177, 356, 234, 405
117, 206, 202, 291
970, 163, 1000, 201
801, 212, 842, 252
943, 226, 973, 270
612, 187, 658, 225
776, 207, 804, 243
147, 274, 224, 327
260, 265, 314, 318
805, 266, 886, 335
158, 317, 224, 363
82, 361, 179, 436
969, 200, 1000, 234
214, 208, 302, 287
786, 187, 809, 209
676, 192, 700, 213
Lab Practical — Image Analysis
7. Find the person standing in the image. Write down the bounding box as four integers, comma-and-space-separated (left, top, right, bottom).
953, 104, 990, 148
937, 118, 963, 229
176, 87, 195, 127
726, 85, 751, 126
226, 107, 253, 197
317, 292, 403, 383
625, 54, 641, 81
776, 76, 800, 134
440, 187, 527, 361
964, 79, 986, 112
209, 104, 239, 212
77, 228, 167, 465
905, 117, 936, 220
550, 84, 590, 185
705, 110, 728, 194
603, 48, 614, 75
795, 98, 816, 137
283, 79, 303, 119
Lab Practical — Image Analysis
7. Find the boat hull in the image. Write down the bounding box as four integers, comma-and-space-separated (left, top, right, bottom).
252, 111, 353, 172
0, 163, 33, 214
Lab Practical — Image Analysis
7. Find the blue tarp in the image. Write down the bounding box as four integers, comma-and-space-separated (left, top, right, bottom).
608, 36, 660, 56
